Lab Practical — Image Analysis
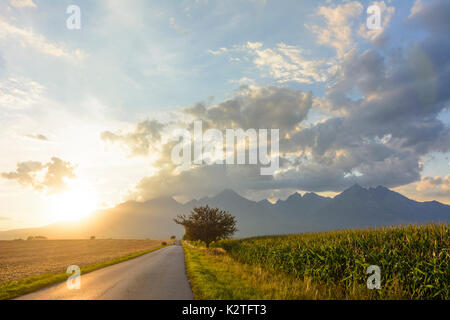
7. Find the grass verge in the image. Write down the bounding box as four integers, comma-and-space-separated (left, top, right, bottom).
183, 241, 381, 300
0, 245, 166, 300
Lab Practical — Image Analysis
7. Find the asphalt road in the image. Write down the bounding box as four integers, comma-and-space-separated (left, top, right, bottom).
16, 243, 193, 300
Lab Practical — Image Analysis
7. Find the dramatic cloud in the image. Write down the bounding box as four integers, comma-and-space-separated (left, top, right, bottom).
184, 85, 313, 133
110, 28, 450, 197
408, 0, 450, 34
1, 157, 76, 193
103, 0, 450, 201
280, 38, 450, 191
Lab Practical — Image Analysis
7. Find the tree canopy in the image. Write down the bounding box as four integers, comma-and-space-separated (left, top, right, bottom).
174, 205, 237, 247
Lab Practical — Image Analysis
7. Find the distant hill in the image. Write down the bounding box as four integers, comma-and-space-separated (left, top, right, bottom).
0, 185, 448, 239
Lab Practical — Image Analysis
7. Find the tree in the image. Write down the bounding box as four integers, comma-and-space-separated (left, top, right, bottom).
174, 205, 237, 247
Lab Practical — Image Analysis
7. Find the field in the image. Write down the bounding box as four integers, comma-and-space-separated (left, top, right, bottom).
185, 224, 449, 299
0, 239, 165, 299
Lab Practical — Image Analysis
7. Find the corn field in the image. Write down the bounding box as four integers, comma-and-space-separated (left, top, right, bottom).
212, 224, 449, 299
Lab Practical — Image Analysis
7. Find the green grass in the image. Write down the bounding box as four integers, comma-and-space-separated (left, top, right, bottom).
184, 242, 311, 299
185, 224, 449, 300
0, 244, 166, 300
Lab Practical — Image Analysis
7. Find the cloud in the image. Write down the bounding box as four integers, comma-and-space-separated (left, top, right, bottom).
183, 85, 313, 133
0, 77, 44, 109
103, 0, 450, 202
280, 17, 450, 191
307, 1, 363, 57
110, 30, 450, 197
0, 17, 86, 60
209, 42, 330, 84
250, 43, 330, 84
408, 0, 450, 34
127, 164, 277, 201
101, 120, 166, 156
9, 0, 36, 8
357, 1, 395, 46
208, 48, 228, 55
1, 161, 44, 187
104, 85, 313, 199
102, 85, 312, 159
416, 175, 450, 193
395, 174, 450, 204
229, 77, 255, 86
1, 157, 76, 193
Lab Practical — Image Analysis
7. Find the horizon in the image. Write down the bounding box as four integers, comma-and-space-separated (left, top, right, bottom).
0, 0, 449, 231
1, 183, 448, 234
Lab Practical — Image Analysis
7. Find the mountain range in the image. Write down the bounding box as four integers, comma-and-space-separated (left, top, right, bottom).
0, 184, 448, 240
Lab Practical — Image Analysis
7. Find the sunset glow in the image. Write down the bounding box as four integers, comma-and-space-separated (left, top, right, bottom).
49, 183, 98, 222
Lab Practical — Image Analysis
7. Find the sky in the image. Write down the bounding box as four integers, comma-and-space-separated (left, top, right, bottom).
0, 0, 449, 230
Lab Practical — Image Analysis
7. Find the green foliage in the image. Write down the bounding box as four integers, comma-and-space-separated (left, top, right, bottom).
174, 206, 237, 247
212, 224, 449, 299
187, 240, 207, 247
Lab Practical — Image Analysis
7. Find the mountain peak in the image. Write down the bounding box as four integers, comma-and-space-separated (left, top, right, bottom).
303, 192, 322, 200
375, 185, 389, 192
212, 189, 250, 203
286, 192, 302, 202
337, 183, 368, 200
216, 189, 241, 198
343, 183, 367, 193
257, 199, 272, 206
144, 196, 180, 206
349, 183, 364, 190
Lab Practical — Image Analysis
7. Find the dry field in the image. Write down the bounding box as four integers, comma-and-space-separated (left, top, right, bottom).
0, 239, 163, 283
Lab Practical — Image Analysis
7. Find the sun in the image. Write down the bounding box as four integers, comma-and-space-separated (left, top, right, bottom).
50, 183, 98, 222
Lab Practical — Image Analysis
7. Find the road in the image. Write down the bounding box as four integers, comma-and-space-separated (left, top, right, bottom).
16, 243, 193, 300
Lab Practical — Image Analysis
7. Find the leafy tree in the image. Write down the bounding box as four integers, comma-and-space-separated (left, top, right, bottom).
174, 205, 237, 247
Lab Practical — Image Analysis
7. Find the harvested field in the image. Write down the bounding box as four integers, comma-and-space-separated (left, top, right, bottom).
0, 239, 163, 283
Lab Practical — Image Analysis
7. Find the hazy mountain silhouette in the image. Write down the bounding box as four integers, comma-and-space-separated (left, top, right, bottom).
0, 185, 448, 239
